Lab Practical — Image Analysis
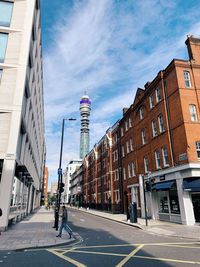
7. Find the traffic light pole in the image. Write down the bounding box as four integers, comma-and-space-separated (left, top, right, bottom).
54, 118, 76, 231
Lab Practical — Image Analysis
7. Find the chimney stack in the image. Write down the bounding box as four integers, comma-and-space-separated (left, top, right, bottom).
185, 35, 200, 64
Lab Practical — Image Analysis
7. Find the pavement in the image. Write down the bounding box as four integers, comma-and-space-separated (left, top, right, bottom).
0, 207, 78, 251
0, 206, 200, 251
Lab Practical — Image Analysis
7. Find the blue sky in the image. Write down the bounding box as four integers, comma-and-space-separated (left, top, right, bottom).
40, 0, 200, 188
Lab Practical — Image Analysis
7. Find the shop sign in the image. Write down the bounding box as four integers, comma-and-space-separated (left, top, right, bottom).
179, 153, 187, 161
160, 175, 165, 181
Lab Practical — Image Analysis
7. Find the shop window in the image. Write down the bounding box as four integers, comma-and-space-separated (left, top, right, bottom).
184, 71, 191, 88
155, 86, 161, 102
189, 104, 198, 122
159, 192, 169, 213
196, 141, 200, 160
169, 189, 180, 214
0, 1, 13, 27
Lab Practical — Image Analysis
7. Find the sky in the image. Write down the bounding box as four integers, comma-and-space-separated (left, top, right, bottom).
40, 0, 200, 189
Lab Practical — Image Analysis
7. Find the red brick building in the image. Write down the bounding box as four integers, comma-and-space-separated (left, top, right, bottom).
120, 35, 200, 225
80, 35, 200, 225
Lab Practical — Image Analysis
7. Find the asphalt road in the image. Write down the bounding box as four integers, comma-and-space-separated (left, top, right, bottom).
1, 208, 200, 267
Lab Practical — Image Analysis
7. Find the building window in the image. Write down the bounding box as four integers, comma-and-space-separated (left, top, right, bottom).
149, 94, 154, 108
130, 137, 134, 151
155, 86, 161, 102
152, 119, 157, 137
0, 69, 2, 81
123, 167, 126, 180
189, 104, 198, 122
162, 146, 169, 166
140, 106, 144, 120
195, 141, 200, 160
121, 126, 124, 137
155, 149, 161, 169
122, 145, 125, 157
125, 120, 128, 131
0, 33, 8, 62
144, 156, 148, 173
126, 140, 129, 153
132, 161, 136, 176
128, 163, 131, 178
0, 1, 13, 27
184, 71, 191, 88
142, 129, 146, 145
129, 116, 132, 127
158, 114, 164, 133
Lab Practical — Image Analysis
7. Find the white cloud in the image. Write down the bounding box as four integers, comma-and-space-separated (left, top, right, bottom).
43, 0, 200, 187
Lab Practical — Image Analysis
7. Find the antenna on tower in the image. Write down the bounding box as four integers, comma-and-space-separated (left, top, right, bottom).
84, 90, 87, 95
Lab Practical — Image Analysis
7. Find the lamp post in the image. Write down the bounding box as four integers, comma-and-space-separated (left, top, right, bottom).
54, 118, 76, 231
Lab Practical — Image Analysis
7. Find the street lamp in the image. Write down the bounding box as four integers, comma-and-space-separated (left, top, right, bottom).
54, 118, 76, 230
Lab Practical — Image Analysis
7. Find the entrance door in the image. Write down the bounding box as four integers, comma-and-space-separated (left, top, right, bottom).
192, 193, 200, 222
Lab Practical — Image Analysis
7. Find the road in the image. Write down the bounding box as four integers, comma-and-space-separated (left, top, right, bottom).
1, 208, 200, 266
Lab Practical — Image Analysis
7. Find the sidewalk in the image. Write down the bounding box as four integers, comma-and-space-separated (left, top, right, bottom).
0, 207, 77, 251
73, 206, 200, 240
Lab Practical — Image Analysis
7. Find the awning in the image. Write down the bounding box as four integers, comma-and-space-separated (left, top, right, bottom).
155, 180, 175, 191
183, 179, 200, 192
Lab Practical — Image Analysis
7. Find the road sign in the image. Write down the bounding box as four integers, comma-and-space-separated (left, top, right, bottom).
58, 168, 62, 175
77, 186, 81, 192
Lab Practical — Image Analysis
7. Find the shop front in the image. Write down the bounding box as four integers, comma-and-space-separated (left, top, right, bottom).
155, 180, 182, 224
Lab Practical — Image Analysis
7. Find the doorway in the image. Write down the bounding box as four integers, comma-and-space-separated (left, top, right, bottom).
192, 193, 200, 222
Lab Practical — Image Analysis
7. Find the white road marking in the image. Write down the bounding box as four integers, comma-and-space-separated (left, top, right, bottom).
80, 219, 85, 222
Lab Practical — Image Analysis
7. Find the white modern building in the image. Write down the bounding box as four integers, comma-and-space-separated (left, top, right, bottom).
0, 0, 45, 230
62, 160, 82, 204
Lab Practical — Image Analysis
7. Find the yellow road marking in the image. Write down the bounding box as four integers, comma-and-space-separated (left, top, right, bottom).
116, 245, 144, 267
160, 244, 200, 249
134, 255, 200, 265
69, 249, 126, 257
46, 248, 86, 267
74, 241, 199, 250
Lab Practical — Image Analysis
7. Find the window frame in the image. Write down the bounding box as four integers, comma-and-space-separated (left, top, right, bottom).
152, 119, 158, 137
0, 1, 13, 27
155, 149, 161, 169
0, 32, 8, 63
149, 93, 154, 109
122, 145, 125, 157
126, 140, 129, 154
195, 141, 200, 160
155, 86, 161, 102
162, 146, 169, 167
184, 71, 191, 88
140, 106, 144, 120
144, 156, 148, 173
129, 116, 132, 128
128, 163, 131, 178
158, 114, 165, 133
189, 104, 198, 122
123, 167, 126, 180
130, 137, 134, 151
142, 129, 146, 145
132, 161, 136, 176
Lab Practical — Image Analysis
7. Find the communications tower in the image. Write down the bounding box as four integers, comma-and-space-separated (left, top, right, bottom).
80, 92, 91, 159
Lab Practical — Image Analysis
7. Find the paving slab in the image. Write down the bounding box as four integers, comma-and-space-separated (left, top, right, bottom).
0, 207, 77, 251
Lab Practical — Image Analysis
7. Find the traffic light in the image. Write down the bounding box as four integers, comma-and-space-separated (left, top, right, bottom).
145, 181, 151, 192
59, 182, 65, 193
